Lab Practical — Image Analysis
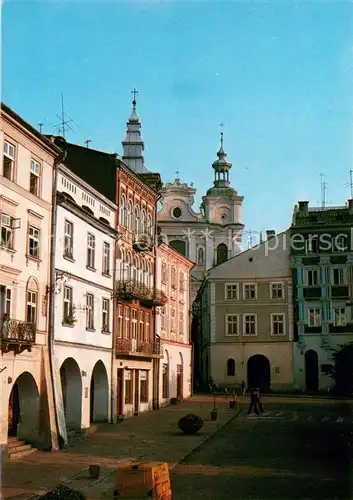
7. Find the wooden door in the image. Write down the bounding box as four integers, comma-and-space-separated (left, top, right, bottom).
116, 369, 124, 416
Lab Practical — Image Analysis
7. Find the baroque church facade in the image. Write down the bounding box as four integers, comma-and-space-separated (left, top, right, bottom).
157, 133, 245, 302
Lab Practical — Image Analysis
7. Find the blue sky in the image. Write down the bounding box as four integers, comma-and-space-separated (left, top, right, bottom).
2, 1, 353, 236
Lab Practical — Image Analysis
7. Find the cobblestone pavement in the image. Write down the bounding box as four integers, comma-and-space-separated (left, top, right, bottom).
171, 400, 353, 499
1, 398, 237, 500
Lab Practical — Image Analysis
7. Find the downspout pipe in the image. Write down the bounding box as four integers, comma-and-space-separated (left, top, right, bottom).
153, 193, 162, 411
49, 150, 67, 448
110, 230, 118, 424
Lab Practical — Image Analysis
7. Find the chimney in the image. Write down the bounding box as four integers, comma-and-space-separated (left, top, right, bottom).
298, 201, 309, 215
266, 230, 275, 240
348, 199, 353, 214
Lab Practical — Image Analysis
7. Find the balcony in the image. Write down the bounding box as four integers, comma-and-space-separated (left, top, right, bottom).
133, 234, 154, 252
1, 318, 36, 354
303, 287, 321, 299
331, 286, 349, 299
115, 338, 163, 358
115, 279, 168, 307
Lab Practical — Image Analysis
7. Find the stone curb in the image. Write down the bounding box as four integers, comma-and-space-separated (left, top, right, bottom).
170, 408, 242, 470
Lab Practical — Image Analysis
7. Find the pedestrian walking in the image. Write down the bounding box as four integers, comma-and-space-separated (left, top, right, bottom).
241, 380, 246, 396
248, 388, 260, 415
255, 388, 264, 413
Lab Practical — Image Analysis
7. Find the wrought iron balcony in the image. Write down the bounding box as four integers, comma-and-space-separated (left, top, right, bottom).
115, 337, 163, 358
133, 234, 154, 252
1, 318, 36, 354
115, 279, 168, 307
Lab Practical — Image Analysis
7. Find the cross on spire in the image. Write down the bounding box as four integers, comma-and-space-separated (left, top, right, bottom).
131, 88, 138, 109
175, 169, 180, 179
219, 122, 224, 148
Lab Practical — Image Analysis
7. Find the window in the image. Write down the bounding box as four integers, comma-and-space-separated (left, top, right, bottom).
197, 247, 204, 265
124, 307, 130, 338
244, 314, 257, 335
145, 312, 150, 341
227, 359, 235, 376
64, 220, 73, 258
147, 213, 153, 237
270, 283, 284, 299
5, 288, 11, 316
102, 242, 110, 275
86, 293, 94, 329
127, 200, 133, 231
132, 309, 138, 339
117, 304, 123, 338
87, 233, 95, 269
30, 159, 40, 196
26, 291, 37, 325
140, 370, 148, 403
139, 311, 144, 341
225, 283, 238, 300
306, 269, 320, 286
171, 267, 176, 288
1, 214, 13, 249
226, 314, 239, 336
162, 363, 169, 398
125, 370, 132, 404
28, 226, 40, 258
63, 286, 73, 322
135, 206, 140, 234
3, 140, 15, 180
141, 209, 146, 234
161, 262, 167, 283
308, 308, 321, 327
179, 273, 185, 292
102, 298, 110, 332
179, 312, 184, 335
161, 306, 166, 330
171, 309, 176, 331
119, 195, 126, 227
334, 307, 346, 326
271, 314, 285, 335
332, 268, 345, 286
306, 237, 319, 253
244, 283, 257, 300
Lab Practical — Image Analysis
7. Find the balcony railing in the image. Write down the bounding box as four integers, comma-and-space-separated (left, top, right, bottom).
133, 234, 154, 252
115, 279, 168, 307
115, 337, 163, 358
1, 318, 36, 354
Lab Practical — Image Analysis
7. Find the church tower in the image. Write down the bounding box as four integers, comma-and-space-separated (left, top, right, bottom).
122, 89, 148, 174
157, 131, 245, 303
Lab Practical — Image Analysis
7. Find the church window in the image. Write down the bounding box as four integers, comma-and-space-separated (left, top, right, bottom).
197, 247, 204, 265
172, 207, 182, 219
216, 243, 228, 265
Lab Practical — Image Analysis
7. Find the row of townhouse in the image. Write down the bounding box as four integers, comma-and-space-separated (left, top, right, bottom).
195, 202, 353, 394
0, 100, 194, 460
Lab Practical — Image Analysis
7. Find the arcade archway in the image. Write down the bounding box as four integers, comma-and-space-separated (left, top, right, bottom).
60, 358, 82, 429
90, 360, 109, 423
8, 372, 40, 443
247, 354, 271, 392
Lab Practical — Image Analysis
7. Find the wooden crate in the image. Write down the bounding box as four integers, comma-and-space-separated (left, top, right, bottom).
115, 461, 172, 499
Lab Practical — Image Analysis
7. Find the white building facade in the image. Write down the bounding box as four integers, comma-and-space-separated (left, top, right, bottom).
157, 133, 244, 303
0, 103, 60, 457
53, 165, 116, 442
156, 243, 194, 405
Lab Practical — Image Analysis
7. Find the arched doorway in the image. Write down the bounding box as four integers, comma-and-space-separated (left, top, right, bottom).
170, 240, 187, 257
8, 372, 40, 443
247, 355, 271, 392
90, 360, 109, 423
177, 353, 184, 400
305, 350, 319, 392
227, 358, 235, 377
162, 350, 170, 400
217, 243, 228, 265
60, 358, 82, 430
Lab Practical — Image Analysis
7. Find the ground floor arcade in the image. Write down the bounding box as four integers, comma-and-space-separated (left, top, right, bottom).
159, 342, 192, 406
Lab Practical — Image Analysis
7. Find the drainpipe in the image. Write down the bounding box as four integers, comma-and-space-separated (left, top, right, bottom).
153, 194, 162, 411
110, 231, 118, 424
48, 149, 67, 448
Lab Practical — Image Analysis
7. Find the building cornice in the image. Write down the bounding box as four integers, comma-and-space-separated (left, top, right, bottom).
57, 194, 117, 238
54, 339, 112, 352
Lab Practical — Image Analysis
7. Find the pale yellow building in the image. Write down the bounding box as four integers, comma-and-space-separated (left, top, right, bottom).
0, 103, 60, 458
196, 230, 295, 392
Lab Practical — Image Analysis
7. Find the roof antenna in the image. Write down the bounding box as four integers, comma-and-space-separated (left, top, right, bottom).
84, 139, 91, 148
38, 123, 44, 133
54, 93, 74, 138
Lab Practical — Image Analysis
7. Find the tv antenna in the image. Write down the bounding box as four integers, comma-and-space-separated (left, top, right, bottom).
84, 139, 91, 148
317, 173, 331, 209
350, 169, 353, 199
38, 123, 44, 133
54, 93, 73, 138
